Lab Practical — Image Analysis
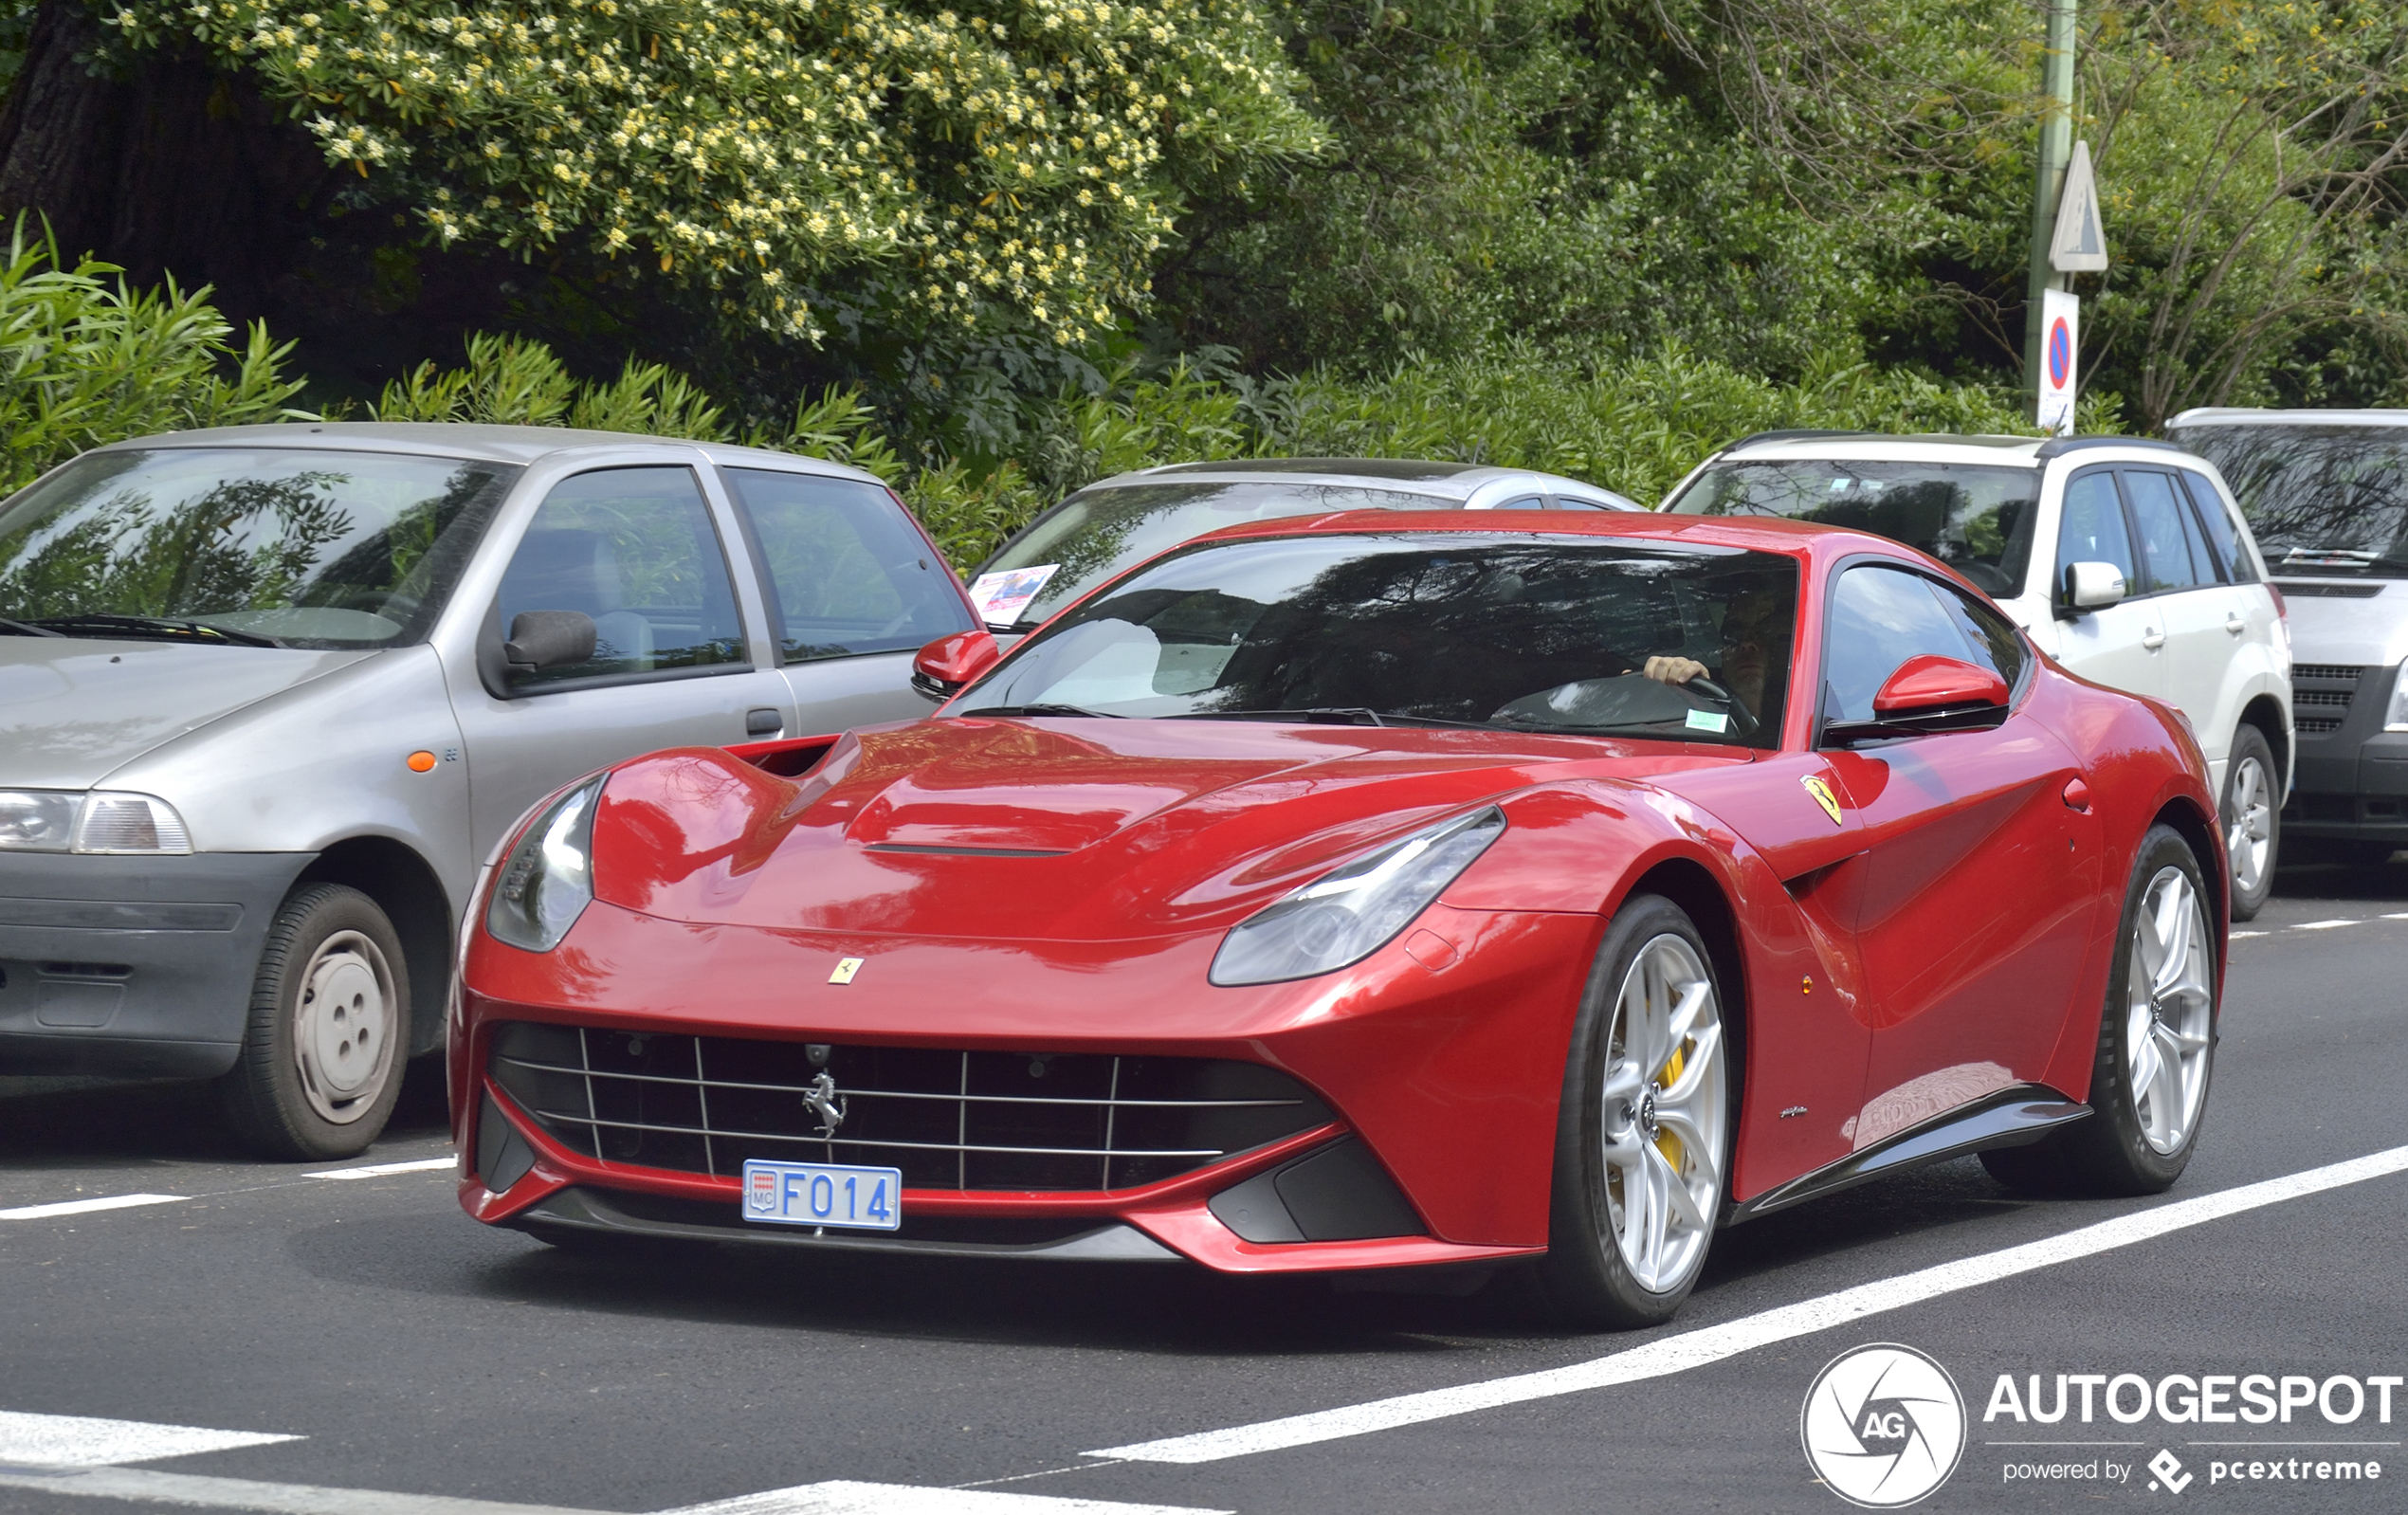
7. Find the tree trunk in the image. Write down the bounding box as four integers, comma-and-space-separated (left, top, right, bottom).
0, 0, 335, 319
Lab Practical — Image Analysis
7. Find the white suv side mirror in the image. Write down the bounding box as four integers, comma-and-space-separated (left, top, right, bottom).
2061, 560, 2126, 614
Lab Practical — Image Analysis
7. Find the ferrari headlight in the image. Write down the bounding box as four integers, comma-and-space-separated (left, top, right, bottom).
485, 775, 604, 953
2386, 662, 2408, 733
0, 790, 190, 853
1210, 807, 1506, 986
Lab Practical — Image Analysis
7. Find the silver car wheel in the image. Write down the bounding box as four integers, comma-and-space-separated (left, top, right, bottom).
1598, 933, 1727, 1293
293, 929, 398, 1125
2225, 753, 2272, 898
2124, 866, 2214, 1156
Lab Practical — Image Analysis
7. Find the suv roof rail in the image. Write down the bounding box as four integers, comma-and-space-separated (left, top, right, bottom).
2034, 434, 2190, 462
1724, 429, 1869, 451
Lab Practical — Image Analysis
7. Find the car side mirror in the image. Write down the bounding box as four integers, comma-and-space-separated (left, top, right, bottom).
503, 611, 598, 676
1824, 655, 2011, 745
2057, 560, 2126, 618
911, 630, 1001, 702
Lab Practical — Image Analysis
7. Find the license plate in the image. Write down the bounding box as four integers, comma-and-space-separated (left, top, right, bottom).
740, 1159, 903, 1231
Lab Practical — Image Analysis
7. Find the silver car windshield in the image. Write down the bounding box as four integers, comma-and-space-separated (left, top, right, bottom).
973, 481, 1455, 630
2170, 424, 2408, 576
954, 534, 1798, 748
0, 448, 520, 648
1669, 460, 2039, 599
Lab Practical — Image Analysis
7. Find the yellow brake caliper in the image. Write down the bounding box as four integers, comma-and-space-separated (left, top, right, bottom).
1655, 1042, 1687, 1170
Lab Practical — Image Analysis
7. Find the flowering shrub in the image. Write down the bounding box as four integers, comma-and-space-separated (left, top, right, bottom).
106, 0, 1322, 343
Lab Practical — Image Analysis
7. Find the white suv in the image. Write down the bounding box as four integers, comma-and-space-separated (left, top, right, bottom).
1663, 431, 2295, 919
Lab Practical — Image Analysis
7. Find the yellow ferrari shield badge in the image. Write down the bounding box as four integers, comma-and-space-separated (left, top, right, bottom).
829, 957, 864, 985
1801, 776, 1845, 828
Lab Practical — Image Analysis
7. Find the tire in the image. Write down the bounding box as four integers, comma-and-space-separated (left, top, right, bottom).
1523, 895, 1735, 1329
2221, 726, 2278, 922
218, 884, 410, 1160
1998, 825, 2216, 1196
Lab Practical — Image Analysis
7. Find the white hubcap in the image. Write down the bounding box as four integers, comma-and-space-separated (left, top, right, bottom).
294, 930, 397, 1124
2226, 756, 2271, 896
1599, 934, 1727, 1293
2125, 867, 2214, 1155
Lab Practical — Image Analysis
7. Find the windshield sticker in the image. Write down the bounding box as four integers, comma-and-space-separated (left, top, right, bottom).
1685, 708, 1730, 734
967, 564, 1061, 624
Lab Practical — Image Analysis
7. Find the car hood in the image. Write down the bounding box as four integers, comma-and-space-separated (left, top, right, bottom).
2274, 579, 2408, 668
590, 717, 1743, 940
0, 637, 378, 790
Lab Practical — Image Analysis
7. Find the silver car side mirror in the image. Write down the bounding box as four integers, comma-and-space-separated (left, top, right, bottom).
2059, 560, 2126, 616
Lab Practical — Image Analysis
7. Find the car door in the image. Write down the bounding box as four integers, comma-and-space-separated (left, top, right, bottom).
1815, 560, 2101, 1151
718, 465, 976, 736
2121, 465, 2233, 772
2050, 466, 2168, 705
450, 465, 799, 856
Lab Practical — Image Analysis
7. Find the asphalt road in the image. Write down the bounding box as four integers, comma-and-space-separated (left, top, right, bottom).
5, 854, 2405, 1515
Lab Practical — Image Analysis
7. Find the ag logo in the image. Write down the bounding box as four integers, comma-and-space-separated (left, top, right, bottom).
1800, 1343, 1966, 1507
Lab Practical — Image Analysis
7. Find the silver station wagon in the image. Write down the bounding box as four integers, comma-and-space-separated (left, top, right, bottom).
0, 424, 973, 1157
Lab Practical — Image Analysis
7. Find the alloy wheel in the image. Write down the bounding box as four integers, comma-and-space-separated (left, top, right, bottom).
1598, 933, 1727, 1292
2125, 866, 2214, 1155
293, 929, 399, 1125
2226, 754, 2272, 899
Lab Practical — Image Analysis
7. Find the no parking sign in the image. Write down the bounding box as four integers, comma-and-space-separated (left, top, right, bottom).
2036, 288, 2078, 435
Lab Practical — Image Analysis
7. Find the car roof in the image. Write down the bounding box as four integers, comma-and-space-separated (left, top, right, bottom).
1093, 457, 1632, 502
2168, 407, 2408, 429
1713, 433, 2049, 467
88, 422, 891, 484
1188, 505, 1899, 563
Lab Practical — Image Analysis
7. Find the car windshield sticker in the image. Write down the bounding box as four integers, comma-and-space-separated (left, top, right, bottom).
967, 564, 1060, 624
1685, 709, 1729, 734
1801, 775, 1845, 827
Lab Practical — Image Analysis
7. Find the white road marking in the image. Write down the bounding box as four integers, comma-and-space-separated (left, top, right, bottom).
0, 1194, 188, 1221
2293, 919, 2361, 930
1086, 1143, 2408, 1465
2385, 912, 2408, 921
2230, 930, 2268, 939
302, 1158, 456, 1181
0, 1469, 1220, 1515
0, 1410, 299, 1467
667, 1482, 1226, 1514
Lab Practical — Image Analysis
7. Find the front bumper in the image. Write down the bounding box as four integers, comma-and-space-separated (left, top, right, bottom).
2283, 664, 2408, 843
452, 896, 1597, 1272
0, 851, 312, 1077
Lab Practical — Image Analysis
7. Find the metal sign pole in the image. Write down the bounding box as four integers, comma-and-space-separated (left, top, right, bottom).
2023, 0, 2078, 403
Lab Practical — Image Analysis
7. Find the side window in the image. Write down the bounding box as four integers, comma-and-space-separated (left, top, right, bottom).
1492, 494, 1546, 510
2123, 469, 2207, 593
1822, 564, 1993, 725
496, 467, 747, 688
722, 468, 971, 663
2053, 469, 2136, 602
1930, 578, 2027, 690
2179, 471, 2257, 582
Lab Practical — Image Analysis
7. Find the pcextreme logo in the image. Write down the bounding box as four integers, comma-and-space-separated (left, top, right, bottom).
1802, 1343, 1969, 1507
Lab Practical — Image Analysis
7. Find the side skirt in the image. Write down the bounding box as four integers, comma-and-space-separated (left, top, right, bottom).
1726, 1086, 2090, 1223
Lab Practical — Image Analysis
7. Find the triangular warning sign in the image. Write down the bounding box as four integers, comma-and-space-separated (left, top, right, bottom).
2051, 140, 2108, 272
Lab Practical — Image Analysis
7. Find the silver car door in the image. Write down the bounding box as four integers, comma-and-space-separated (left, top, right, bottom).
2122, 465, 2234, 773
449, 463, 797, 856
2049, 466, 2169, 705
717, 465, 977, 736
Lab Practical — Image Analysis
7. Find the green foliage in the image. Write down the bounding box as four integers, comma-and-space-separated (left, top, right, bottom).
0, 223, 312, 495
105, 0, 1324, 346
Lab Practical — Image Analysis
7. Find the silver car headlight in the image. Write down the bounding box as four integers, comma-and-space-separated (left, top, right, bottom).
485, 776, 605, 953
1210, 807, 1507, 986
0, 790, 192, 853
2386, 662, 2408, 733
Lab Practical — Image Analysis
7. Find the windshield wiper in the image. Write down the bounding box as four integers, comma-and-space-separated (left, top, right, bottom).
955, 703, 1122, 719
0, 616, 65, 638
1170, 707, 1392, 726
29, 613, 283, 648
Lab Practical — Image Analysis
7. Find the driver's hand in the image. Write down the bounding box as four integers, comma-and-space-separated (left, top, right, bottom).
1643, 655, 1709, 685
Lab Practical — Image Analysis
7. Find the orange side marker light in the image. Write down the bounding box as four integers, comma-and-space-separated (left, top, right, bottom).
407, 750, 438, 773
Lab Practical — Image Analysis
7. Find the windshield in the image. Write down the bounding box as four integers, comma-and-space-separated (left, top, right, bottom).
956, 534, 1798, 748
969, 481, 1457, 631
1668, 459, 2040, 598
2168, 424, 2408, 575
0, 448, 520, 648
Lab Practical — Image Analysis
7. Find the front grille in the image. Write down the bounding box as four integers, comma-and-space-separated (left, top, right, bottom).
2295, 665, 2365, 684
486, 1022, 1331, 1192
2297, 689, 2356, 708
2297, 717, 2346, 735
